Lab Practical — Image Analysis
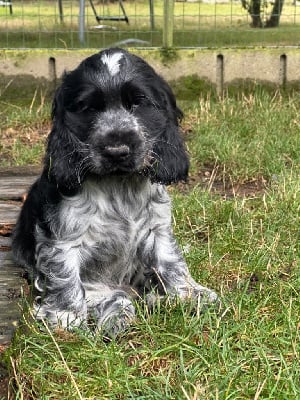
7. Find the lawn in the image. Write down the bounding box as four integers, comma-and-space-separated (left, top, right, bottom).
1, 83, 300, 398
1, 0, 300, 48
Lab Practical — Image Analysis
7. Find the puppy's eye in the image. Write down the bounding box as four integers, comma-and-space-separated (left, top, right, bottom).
69, 96, 105, 114
75, 100, 88, 113
121, 83, 147, 112
66, 100, 88, 113
122, 91, 144, 112
89, 96, 106, 112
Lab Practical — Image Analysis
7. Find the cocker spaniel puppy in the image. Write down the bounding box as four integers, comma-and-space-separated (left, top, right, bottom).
12, 48, 218, 336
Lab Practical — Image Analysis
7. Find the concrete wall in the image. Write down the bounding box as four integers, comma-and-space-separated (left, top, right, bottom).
0, 48, 299, 90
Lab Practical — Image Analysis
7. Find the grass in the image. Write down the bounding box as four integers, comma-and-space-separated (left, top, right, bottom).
186, 91, 300, 183
0, 81, 51, 166
1, 0, 300, 48
0, 105, 50, 166
2, 87, 300, 398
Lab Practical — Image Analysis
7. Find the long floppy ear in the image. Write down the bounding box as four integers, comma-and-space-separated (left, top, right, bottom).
148, 80, 189, 185
44, 86, 86, 195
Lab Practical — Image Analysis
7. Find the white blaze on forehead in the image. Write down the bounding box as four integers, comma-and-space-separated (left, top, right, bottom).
101, 52, 123, 76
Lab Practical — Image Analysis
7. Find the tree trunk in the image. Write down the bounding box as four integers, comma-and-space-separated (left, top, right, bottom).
249, 0, 263, 27
265, 0, 285, 27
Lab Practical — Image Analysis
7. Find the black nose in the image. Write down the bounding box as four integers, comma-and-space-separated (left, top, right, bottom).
103, 144, 130, 159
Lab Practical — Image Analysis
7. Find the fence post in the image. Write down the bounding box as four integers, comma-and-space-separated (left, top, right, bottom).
48, 57, 57, 91
163, 0, 174, 48
279, 54, 287, 89
216, 54, 224, 97
79, 0, 85, 45
58, 0, 64, 23
149, 0, 155, 30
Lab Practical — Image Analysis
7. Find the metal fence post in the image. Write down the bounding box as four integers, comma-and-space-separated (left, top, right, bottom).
163, 0, 174, 48
58, 0, 64, 23
149, 0, 155, 30
79, 0, 85, 46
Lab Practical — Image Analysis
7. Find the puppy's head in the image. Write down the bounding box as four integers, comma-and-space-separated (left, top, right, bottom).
46, 48, 189, 193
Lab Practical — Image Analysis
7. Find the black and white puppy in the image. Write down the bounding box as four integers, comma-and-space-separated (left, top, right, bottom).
12, 48, 218, 335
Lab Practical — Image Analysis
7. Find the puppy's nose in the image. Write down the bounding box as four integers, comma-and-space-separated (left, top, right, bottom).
103, 144, 130, 159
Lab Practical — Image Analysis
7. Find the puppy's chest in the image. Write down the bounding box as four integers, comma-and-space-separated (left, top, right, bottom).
58, 180, 156, 250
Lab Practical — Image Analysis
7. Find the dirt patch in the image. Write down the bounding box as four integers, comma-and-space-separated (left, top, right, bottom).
198, 173, 266, 198
176, 168, 266, 198
1, 124, 49, 147
0, 375, 9, 400
0, 345, 9, 400
209, 179, 266, 198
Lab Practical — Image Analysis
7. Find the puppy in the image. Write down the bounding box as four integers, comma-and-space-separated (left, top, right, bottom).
12, 48, 218, 336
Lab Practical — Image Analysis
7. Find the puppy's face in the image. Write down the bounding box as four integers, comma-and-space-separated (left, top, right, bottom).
48, 48, 189, 191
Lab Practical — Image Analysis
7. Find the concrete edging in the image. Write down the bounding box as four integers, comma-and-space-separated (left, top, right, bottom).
0, 48, 300, 92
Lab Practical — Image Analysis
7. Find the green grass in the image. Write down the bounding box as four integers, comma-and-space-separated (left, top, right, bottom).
186, 91, 300, 183
1, 0, 300, 48
2, 88, 300, 398
5, 175, 300, 399
0, 79, 51, 166
0, 104, 50, 166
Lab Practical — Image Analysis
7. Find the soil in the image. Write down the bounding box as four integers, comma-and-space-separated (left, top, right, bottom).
175, 168, 266, 198
0, 345, 9, 400
0, 376, 9, 400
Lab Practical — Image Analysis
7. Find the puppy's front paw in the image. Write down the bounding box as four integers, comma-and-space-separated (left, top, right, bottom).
34, 302, 87, 329
175, 283, 220, 313
196, 286, 219, 304
94, 296, 136, 338
189, 285, 221, 315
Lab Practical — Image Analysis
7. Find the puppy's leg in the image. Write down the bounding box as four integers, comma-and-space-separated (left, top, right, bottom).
140, 229, 219, 307
85, 285, 135, 337
34, 242, 87, 329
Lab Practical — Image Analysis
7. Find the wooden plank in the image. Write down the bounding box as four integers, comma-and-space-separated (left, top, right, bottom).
0, 176, 37, 200
0, 251, 27, 344
0, 252, 25, 279
0, 237, 11, 252
0, 165, 41, 177
0, 202, 21, 226
0, 168, 35, 344
0, 165, 40, 201
0, 312, 20, 344
0, 267, 24, 277
0, 241, 27, 345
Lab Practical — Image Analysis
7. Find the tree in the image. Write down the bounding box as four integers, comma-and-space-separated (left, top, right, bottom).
241, 0, 285, 28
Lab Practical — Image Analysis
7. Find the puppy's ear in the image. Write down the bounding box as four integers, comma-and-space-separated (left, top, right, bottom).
148, 81, 189, 185
51, 82, 63, 121
149, 121, 189, 185
44, 87, 85, 195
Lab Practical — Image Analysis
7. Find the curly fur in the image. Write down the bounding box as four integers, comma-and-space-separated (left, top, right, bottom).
12, 48, 218, 336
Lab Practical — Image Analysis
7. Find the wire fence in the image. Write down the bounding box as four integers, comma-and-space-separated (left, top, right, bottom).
0, 0, 300, 49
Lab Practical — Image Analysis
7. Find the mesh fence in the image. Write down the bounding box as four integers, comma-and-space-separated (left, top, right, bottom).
0, 0, 299, 49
